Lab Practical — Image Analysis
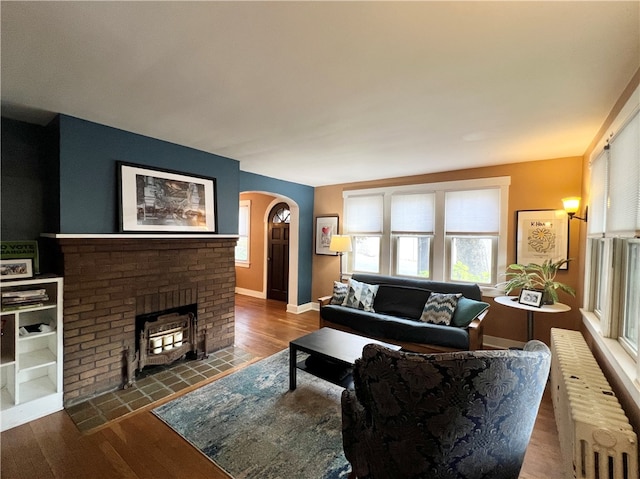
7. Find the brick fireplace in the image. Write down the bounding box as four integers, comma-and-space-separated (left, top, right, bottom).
55, 237, 236, 405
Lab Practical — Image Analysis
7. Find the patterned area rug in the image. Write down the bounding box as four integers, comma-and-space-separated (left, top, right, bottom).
153, 350, 351, 479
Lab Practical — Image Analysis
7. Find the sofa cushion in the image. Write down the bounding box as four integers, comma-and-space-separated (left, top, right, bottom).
419, 292, 462, 325
330, 281, 349, 305
373, 285, 431, 320
320, 305, 470, 350
352, 273, 482, 301
343, 278, 379, 312
451, 297, 490, 327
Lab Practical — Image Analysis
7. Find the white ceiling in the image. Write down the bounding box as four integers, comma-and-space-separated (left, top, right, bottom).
2, 1, 639, 187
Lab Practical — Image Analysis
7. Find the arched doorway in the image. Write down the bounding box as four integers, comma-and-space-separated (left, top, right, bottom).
267, 202, 290, 301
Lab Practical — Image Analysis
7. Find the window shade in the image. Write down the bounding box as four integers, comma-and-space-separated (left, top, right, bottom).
445, 189, 500, 233
607, 110, 640, 236
588, 150, 608, 236
345, 195, 384, 233
391, 193, 435, 233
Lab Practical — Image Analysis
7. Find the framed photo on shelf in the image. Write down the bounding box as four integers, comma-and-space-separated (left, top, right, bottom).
0, 258, 33, 280
315, 215, 339, 255
118, 162, 217, 233
518, 288, 544, 308
516, 209, 569, 269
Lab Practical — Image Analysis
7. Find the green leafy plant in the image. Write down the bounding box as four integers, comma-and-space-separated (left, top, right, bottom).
499, 259, 575, 304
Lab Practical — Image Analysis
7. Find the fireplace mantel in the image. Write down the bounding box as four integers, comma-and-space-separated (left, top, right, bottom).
42, 233, 239, 239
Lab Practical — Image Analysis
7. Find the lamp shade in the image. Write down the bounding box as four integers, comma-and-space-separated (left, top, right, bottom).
329, 235, 352, 253
562, 197, 581, 215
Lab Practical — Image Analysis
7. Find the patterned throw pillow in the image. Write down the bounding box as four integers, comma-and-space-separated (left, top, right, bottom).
342, 279, 379, 312
419, 292, 462, 325
330, 281, 349, 305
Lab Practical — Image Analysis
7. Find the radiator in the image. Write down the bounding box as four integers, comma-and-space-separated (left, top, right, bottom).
550, 328, 638, 479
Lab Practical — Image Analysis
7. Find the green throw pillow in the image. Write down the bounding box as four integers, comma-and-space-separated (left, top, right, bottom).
451, 297, 490, 327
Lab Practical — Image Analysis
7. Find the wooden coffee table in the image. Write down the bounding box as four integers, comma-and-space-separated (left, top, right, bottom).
289, 327, 402, 390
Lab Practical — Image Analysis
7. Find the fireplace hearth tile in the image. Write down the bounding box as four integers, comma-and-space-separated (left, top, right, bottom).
66, 346, 254, 433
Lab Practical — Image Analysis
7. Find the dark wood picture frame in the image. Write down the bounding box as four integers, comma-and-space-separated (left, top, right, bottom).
315, 215, 339, 255
117, 161, 217, 233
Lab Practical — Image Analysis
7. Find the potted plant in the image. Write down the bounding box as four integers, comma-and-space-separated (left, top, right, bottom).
500, 258, 575, 304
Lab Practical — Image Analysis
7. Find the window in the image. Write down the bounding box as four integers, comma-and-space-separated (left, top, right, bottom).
343, 177, 509, 284
391, 193, 434, 278
235, 200, 250, 263
585, 103, 639, 358
344, 195, 383, 274
445, 189, 500, 285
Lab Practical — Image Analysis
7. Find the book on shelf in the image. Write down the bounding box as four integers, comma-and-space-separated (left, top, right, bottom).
2, 294, 49, 305
2, 302, 44, 312
2, 288, 47, 298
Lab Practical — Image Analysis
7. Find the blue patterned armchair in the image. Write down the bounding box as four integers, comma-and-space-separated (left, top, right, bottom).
341, 341, 551, 479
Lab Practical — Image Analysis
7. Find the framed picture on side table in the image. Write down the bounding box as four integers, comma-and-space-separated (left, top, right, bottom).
315, 215, 339, 255
518, 289, 544, 308
516, 209, 569, 269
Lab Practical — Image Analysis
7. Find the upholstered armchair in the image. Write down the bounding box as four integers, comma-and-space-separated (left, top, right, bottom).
341, 341, 551, 479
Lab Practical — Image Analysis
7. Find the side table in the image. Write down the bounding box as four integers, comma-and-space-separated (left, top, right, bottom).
494, 296, 570, 341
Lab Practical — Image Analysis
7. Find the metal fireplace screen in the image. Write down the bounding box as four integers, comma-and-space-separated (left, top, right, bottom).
138, 311, 195, 370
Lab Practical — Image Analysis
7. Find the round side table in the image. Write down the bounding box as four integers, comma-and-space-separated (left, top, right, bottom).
494, 296, 571, 341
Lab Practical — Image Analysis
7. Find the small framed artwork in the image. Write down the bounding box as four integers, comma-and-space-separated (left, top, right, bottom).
118, 161, 217, 233
516, 209, 569, 269
518, 289, 543, 308
0, 258, 33, 280
315, 215, 339, 255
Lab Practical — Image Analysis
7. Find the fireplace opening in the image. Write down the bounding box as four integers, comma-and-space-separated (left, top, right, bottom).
127, 304, 199, 383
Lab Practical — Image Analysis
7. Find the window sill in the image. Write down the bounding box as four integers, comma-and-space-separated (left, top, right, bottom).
581, 309, 640, 409
235, 262, 251, 268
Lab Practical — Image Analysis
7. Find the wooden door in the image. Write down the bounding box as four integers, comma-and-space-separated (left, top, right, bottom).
267, 203, 290, 302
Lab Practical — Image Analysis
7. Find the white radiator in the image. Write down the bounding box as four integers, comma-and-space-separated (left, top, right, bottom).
550, 328, 638, 479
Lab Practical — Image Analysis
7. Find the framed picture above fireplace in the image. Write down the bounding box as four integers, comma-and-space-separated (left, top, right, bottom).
118, 162, 217, 233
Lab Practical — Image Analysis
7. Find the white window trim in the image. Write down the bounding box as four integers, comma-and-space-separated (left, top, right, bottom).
582, 309, 640, 409
583, 83, 640, 407
235, 199, 251, 266
343, 176, 510, 288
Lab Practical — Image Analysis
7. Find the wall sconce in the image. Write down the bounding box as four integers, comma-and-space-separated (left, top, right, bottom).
562, 197, 588, 222
329, 235, 352, 281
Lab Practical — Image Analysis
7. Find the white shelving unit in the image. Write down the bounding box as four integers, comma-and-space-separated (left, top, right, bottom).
1, 276, 63, 431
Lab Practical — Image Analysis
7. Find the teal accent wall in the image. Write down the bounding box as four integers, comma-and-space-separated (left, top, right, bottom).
1, 114, 314, 305
58, 115, 240, 234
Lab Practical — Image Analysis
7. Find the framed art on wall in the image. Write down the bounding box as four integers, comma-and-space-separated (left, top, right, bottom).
516, 209, 569, 269
315, 215, 339, 255
118, 162, 217, 233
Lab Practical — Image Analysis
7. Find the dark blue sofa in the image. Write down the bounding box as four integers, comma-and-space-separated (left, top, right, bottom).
319, 273, 488, 352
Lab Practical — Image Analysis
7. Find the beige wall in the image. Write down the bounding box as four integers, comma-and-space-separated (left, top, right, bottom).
236, 192, 276, 294
313, 156, 584, 345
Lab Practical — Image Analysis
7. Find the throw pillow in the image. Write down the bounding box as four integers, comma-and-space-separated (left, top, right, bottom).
419, 292, 462, 325
329, 281, 349, 305
342, 278, 379, 312
451, 297, 490, 328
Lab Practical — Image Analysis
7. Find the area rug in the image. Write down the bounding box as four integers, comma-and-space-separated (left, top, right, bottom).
152, 349, 351, 479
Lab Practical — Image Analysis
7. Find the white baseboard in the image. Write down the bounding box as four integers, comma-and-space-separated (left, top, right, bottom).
286, 302, 314, 314
235, 287, 265, 299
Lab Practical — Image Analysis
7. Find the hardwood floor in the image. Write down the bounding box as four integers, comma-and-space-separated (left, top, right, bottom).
1, 294, 564, 478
